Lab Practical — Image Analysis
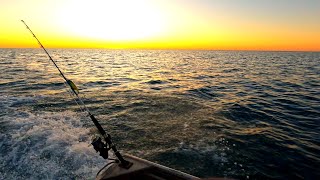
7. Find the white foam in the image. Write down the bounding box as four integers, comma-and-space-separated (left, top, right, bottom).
0, 96, 107, 179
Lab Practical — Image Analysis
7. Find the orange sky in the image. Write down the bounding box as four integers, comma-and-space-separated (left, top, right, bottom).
1, 0, 319, 51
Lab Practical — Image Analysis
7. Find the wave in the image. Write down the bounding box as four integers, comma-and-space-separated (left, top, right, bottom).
0, 96, 106, 179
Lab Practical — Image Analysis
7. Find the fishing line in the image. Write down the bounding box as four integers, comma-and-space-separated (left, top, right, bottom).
63, 81, 86, 114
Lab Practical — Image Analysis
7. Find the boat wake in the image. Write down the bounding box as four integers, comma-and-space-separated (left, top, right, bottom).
0, 95, 105, 179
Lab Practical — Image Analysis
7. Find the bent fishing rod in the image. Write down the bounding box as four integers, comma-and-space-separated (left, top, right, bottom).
21, 20, 132, 169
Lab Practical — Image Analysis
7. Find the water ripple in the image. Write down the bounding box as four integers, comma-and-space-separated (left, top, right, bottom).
0, 49, 319, 179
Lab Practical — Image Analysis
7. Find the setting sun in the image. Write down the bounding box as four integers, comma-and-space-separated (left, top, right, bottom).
57, 0, 167, 41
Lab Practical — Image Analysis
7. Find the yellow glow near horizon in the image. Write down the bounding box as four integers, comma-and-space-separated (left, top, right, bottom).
0, 0, 319, 51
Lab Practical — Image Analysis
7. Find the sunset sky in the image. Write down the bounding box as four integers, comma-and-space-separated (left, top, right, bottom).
0, 0, 319, 51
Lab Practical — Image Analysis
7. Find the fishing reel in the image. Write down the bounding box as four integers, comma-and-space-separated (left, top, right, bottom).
91, 136, 110, 159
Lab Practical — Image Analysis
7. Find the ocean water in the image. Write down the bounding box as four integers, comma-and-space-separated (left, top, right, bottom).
0, 48, 319, 179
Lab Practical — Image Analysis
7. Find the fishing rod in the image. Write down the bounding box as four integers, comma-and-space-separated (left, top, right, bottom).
21, 20, 132, 169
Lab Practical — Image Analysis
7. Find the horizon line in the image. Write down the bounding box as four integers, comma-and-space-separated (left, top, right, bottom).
1, 47, 319, 53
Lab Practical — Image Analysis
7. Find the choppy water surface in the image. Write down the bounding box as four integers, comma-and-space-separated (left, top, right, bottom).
0, 49, 319, 179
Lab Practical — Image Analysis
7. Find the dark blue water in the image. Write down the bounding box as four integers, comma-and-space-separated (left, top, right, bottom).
0, 49, 319, 179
